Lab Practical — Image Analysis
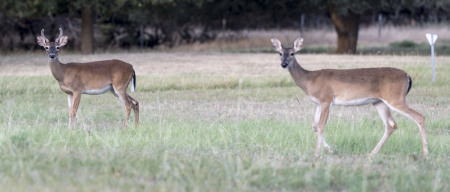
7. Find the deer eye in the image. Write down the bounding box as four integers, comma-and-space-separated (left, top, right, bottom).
279, 53, 282, 56
290, 53, 294, 56
45, 46, 49, 50
56, 46, 60, 50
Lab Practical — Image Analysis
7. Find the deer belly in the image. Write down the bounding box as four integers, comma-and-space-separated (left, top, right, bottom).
82, 85, 112, 95
332, 97, 380, 106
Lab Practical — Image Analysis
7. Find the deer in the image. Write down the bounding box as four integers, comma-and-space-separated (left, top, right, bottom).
37, 28, 139, 129
271, 37, 428, 157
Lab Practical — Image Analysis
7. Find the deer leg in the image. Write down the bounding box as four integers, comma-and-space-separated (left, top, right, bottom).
110, 88, 119, 98
126, 94, 139, 125
67, 94, 74, 130
71, 92, 82, 130
114, 88, 132, 128
314, 103, 332, 155
313, 105, 333, 152
312, 106, 320, 133
370, 101, 397, 155
386, 102, 428, 157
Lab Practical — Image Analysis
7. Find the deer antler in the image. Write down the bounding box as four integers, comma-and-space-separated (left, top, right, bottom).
41, 29, 49, 41
56, 28, 63, 42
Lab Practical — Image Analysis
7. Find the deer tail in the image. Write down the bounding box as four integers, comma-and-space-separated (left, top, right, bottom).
130, 70, 136, 93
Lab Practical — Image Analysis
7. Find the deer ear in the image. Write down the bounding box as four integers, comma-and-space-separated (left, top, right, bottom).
293, 38, 303, 52
271, 38, 282, 52
37, 36, 47, 47
57, 36, 68, 47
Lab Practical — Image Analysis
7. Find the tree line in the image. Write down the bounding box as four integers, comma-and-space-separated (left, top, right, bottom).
1, 0, 449, 54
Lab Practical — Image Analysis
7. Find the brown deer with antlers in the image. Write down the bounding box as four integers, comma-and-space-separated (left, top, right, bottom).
271, 37, 428, 157
37, 28, 139, 129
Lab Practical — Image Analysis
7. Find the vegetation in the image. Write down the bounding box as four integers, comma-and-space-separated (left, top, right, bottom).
1, 0, 449, 53
389, 40, 419, 48
0, 53, 448, 191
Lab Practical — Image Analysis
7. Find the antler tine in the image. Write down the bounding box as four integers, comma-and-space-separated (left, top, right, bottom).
41, 29, 49, 41
56, 28, 63, 41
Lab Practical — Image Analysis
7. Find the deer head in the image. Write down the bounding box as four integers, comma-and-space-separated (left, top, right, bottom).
271, 37, 303, 69
37, 28, 68, 61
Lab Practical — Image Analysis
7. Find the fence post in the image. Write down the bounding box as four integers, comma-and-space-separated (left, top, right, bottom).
301, 14, 305, 36
378, 14, 382, 38
426, 33, 438, 82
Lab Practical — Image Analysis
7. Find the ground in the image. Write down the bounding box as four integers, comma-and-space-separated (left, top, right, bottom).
0, 52, 448, 191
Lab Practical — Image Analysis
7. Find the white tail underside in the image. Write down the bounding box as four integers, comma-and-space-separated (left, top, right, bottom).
130, 77, 135, 92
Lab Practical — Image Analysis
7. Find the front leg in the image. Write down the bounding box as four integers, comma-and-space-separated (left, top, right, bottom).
314, 103, 333, 155
67, 94, 74, 129
71, 91, 82, 130
312, 105, 320, 132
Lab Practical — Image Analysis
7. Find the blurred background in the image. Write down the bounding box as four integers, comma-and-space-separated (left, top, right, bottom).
1, 0, 449, 54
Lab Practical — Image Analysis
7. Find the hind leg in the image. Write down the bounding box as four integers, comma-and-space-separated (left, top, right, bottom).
370, 101, 397, 155
385, 101, 428, 157
112, 87, 132, 128
127, 94, 139, 125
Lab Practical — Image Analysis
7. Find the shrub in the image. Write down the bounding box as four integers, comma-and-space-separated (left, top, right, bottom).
389, 40, 418, 48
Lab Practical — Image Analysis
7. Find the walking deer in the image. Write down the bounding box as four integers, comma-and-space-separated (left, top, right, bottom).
37, 28, 139, 129
271, 37, 428, 157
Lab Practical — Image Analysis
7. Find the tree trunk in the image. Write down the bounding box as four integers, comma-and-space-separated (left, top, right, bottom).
329, 5, 360, 54
81, 7, 94, 54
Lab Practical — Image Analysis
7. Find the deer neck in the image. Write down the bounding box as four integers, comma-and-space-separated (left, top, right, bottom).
49, 58, 65, 82
288, 59, 311, 93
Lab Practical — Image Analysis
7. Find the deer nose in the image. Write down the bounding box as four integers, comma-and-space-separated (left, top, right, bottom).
49, 53, 56, 59
281, 63, 288, 68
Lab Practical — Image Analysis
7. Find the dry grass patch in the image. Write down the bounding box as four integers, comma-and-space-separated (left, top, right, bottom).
1, 52, 449, 76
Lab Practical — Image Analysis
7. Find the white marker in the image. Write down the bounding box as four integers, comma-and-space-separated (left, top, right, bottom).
426, 33, 438, 82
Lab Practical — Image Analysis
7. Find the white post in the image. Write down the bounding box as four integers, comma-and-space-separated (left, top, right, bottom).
426, 33, 438, 82
431, 40, 435, 82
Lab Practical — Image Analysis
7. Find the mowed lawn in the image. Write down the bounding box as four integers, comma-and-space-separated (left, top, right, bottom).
0, 52, 448, 191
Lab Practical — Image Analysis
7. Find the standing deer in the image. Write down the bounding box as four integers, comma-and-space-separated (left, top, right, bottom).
271, 38, 428, 157
37, 28, 139, 129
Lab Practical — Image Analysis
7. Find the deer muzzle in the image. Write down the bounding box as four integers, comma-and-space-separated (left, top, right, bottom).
49, 46, 57, 59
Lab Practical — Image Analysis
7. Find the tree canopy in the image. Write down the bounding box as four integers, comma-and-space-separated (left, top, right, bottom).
0, 0, 449, 53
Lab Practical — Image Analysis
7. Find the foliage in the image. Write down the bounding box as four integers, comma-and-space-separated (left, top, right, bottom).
0, 0, 449, 52
389, 40, 418, 48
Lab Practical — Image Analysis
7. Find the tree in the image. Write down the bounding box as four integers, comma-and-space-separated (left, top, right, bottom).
71, 0, 127, 54
1, 0, 449, 52
0, 0, 57, 51
329, 4, 361, 54
315, 0, 450, 54
80, 6, 94, 54
309, 0, 378, 54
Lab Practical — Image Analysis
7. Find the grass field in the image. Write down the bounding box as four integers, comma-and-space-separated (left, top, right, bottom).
0, 52, 449, 191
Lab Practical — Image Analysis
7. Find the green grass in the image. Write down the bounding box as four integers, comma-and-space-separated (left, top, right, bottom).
0, 54, 449, 191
